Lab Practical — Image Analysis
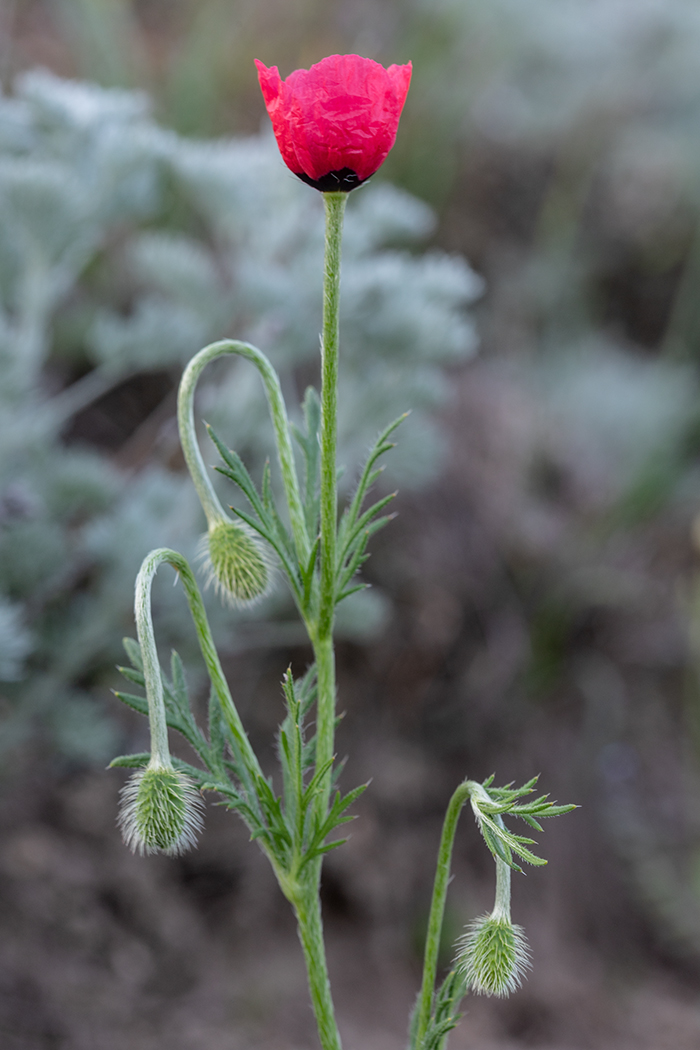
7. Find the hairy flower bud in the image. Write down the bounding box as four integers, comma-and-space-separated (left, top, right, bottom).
202, 520, 271, 606
455, 914, 531, 998
118, 764, 204, 856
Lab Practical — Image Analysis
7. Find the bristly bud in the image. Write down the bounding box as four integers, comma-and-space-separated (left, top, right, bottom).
118, 764, 204, 856
200, 520, 271, 606
455, 914, 531, 997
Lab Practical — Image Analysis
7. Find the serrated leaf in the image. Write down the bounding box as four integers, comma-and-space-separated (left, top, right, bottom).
207, 425, 267, 522
338, 413, 407, 551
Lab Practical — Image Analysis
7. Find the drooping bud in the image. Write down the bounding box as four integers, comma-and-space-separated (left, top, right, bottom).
118, 763, 204, 856
455, 913, 531, 997
202, 520, 271, 606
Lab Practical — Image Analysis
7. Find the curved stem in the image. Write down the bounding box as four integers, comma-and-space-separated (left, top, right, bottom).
414, 780, 474, 1048
177, 339, 309, 562
134, 547, 263, 782
134, 551, 174, 769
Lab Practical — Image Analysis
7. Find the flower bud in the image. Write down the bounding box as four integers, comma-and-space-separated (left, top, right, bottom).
256, 55, 412, 192
455, 914, 531, 998
118, 764, 204, 856
202, 520, 271, 606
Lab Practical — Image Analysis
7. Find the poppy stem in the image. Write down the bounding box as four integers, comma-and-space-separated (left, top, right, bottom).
177, 339, 309, 563
293, 888, 343, 1050
314, 191, 347, 811
299, 190, 347, 1050
134, 548, 264, 783
413, 781, 474, 1048
318, 191, 346, 640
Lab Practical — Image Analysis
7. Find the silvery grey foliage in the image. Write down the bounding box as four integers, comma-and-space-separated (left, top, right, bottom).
0, 69, 481, 760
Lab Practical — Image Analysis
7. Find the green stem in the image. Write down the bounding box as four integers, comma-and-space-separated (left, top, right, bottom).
293, 888, 342, 1050
291, 192, 346, 1050
177, 339, 309, 563
318, 192, 346, 642
135, 547, 264, 782
134, 552, 173, 769
414, 781, 473, 1048
491, 853, 512, 923
314, 192, 346, 820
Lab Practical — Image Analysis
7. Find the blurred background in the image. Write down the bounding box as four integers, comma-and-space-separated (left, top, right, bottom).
3, 0, 700, 1047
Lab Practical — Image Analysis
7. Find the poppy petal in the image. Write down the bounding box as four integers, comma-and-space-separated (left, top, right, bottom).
256, 54, 411, 191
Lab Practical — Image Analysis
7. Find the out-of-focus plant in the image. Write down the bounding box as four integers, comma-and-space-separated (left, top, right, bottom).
0, 68, 481, 762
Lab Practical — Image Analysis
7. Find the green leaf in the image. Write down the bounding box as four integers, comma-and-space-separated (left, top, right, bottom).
116, 665, 145, 687
207, 686, 227, 776
338, 413, 407, 550
293, 385, 322, 537
171, 756, 213, 788
301, 535, 320, 609
337, 584, 369, 603
108, 752, 150, 768
113, 689, 149, 717
304, 782, 368, 857
117, 653, 210, 763
260, 460, 298, 564
339, 491, 397, 565
122, 637, 143, 671
169, 650, 190, 716
207, 424, 267, 522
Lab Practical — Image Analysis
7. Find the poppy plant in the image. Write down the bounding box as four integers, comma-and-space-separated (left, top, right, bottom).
255, 54, 412, 191
111, 53, 576, 1050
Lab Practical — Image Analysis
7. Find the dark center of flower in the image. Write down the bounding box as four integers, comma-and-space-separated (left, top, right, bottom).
294, 168, 368, 192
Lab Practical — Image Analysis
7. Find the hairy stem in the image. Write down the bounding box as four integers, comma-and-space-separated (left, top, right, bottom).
491, 852, 512, 923
315, 192, 346, 815
135, 547, 263, 781
177, 339, 309, 563
296, 191, 346, 1050
318, 192, 346, 642
294, 888, 342, 1050
134, 552, 174, 769
414, 781, 473, 1048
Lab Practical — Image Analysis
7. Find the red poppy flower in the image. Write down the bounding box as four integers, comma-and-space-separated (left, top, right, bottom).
255, 54, 412, 192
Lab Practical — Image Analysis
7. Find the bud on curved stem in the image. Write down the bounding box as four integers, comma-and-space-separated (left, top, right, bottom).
177, 339, 310, 566
120, 547, 265, 804
454, 800, 533, 997
117, 550, 206, 855
455, 852, 531, 998
133, 550, 178, 772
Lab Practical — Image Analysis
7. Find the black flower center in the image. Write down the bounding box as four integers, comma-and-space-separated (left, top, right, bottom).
294, 167, 368, 192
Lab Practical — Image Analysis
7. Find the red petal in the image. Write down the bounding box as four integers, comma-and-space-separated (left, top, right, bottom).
254, 59, 300, 174
256, 54, 412, 186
